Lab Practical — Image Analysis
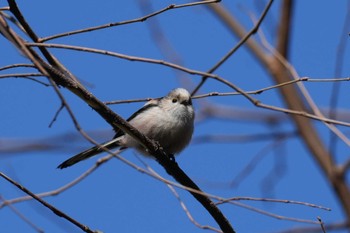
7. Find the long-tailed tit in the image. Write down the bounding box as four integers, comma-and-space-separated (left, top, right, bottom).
58, 88, 195, 169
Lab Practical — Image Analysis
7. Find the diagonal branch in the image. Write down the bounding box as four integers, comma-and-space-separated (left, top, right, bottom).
39, 0, 220, 42
1, 4, 235, 233
207, 0, 350, 225
192, 0, 274, 95
0, 172, 96, 233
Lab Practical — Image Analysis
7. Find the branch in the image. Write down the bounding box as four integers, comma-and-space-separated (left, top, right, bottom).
0, 63, 35, 71
275, 220, 349, 233
0, 73, 49, 86
207, 0, 350, 224
0, 154, 113, 208
25, 43, 350, 127
39, 0, 220, 42
0, 195, 44, 233
139, 157, 222, 233
192, 0, 274, 95
1, 4, 235, 232
0, 172, 96, 233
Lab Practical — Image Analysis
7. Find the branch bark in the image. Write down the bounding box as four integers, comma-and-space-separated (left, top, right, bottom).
1, 1, 236, 232
207, 0, 350, 225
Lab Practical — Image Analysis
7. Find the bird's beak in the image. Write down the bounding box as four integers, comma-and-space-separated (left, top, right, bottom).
181, 99, 192, 106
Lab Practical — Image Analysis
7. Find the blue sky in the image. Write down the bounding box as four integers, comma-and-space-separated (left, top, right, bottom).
1, 1, 350, 233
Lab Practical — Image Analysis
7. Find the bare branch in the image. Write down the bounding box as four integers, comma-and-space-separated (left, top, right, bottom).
26, 42, 350, 128
39, 0, 220, 42
0, 172, 97, 233
191, 0, 274, 95
1, 10, 236, 232
0, 154, 114, 208
48, 103, 64, 128
0, 63, 35, 71
138, 157, 222, 233
0, 73, 49, 86
275, 221, 349, 233
0, 7, 10, 11
317, 217, 327, 233
0, 195, 44, 233
328, 1, 350, 156
217, 197, 330, 211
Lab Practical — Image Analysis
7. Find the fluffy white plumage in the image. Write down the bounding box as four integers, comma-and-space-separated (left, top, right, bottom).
58, 88, 194, 169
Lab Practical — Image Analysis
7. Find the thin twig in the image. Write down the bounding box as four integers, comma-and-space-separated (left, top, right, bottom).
1, 135, 332, 229
229, 138, 286, 188
104, 97, 154, 105
0, 73, 44, 78
104, 77, 350, 105
339, 159, 350, 177
26, 42, 350, 127
193, 131, 296, 144
0, 73, 49, 86
317, 217, 327, 233
26, 42, 350, 128
0, 7, 10, 11
0, 63, 35, 71
48, 103, 64, 128
0, 154, 114, 208
0, 172, 96, 233
137, 156, 222, 233
0, 195, 44, 233
217, 197, 330, 211
166, 184, 222, 233
1, 14, 236, 232
39, 0, 219, 42
274, 220, 349, 233
328, 0, 350, 157
228, 200, 320, 224
191, 0, 274, 95
255, 16, 350, 147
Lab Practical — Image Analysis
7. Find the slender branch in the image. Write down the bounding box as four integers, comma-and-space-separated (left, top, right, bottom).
0, 172, 96, 233
0, 73, 49, 86
0, 73, 43, 78
193, 131, 296, 144
229, 138, 287, 188
8, 0, 59, 67
104, 77, 350, 105
0, 195, 44, 233
328, 1, 350, 157
25, 43, 350, 127
339, 158, 350, 177
1, 139, 332, 230
217, 197, 330, 211
191, 0, 274, 95
1, 10, 235, 233
228, 200, 321, 224
275, 221, 349, 233
317, 217, 327, 233
48, 103, 64, 128
139, 157, 222, 233
0, 7, 10, 11
208, 0, 350, 224
39, 0, 219, 42
0, 154, 114, 208
167, 184, 222, 233
0, 63, 35, 71
105, 97, 154, 105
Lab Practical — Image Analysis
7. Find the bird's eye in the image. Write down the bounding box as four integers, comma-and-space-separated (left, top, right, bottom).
172, 98, 178, 103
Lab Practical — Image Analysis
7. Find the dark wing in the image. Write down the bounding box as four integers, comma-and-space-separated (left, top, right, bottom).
57, 139, 124, 169
113, 102, 159, 138
58, 100, 160, 169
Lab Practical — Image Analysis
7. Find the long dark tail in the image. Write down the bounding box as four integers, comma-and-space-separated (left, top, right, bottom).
57, 139, 121, 169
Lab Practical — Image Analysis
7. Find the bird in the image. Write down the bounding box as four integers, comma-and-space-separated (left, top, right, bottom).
57, 88, 195, 169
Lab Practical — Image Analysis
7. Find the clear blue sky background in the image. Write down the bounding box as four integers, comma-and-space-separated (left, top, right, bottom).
1, 1, 350, 233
